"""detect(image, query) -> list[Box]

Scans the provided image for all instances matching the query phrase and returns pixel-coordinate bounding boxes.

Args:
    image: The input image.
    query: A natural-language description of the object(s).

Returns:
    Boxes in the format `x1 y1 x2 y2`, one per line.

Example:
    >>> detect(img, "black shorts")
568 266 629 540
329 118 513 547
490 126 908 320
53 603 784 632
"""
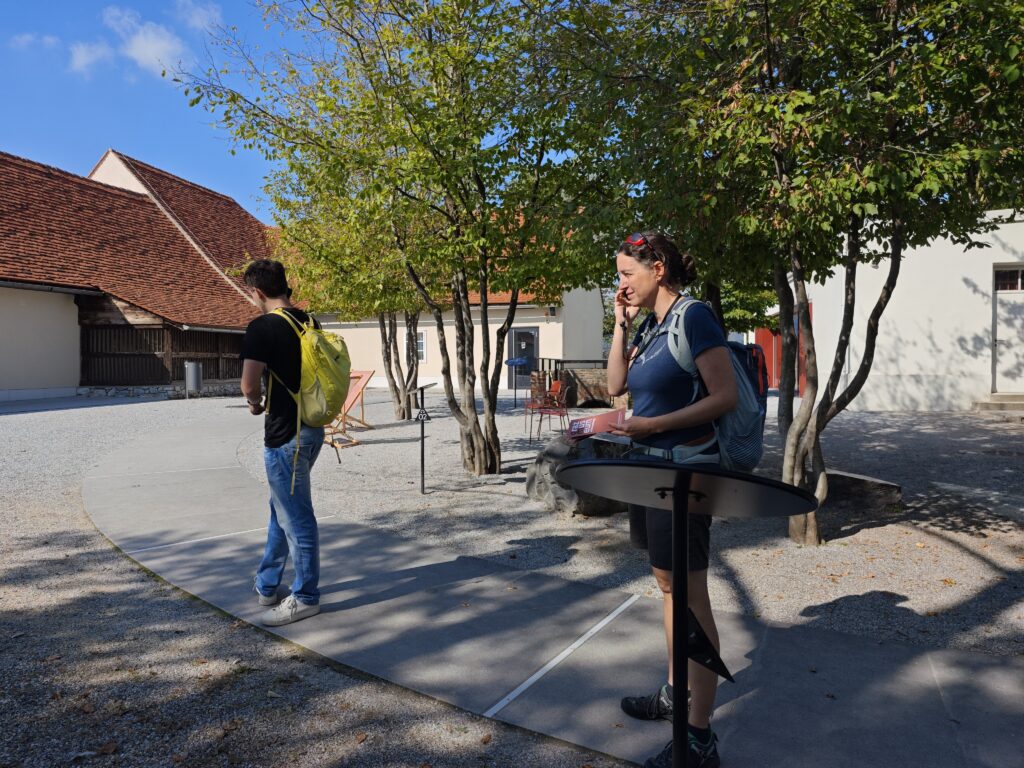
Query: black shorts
628 504 712 572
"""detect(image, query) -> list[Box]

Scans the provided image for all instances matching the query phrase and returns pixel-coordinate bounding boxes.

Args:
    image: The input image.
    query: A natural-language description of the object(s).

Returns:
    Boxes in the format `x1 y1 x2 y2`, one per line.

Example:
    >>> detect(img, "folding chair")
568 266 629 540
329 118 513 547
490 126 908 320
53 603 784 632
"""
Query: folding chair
324 369 375 460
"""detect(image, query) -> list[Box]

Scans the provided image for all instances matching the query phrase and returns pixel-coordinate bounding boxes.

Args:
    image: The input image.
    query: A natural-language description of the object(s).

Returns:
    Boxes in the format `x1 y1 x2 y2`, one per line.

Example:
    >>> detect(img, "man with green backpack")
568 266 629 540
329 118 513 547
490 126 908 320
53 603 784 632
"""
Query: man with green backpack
240 259 350 627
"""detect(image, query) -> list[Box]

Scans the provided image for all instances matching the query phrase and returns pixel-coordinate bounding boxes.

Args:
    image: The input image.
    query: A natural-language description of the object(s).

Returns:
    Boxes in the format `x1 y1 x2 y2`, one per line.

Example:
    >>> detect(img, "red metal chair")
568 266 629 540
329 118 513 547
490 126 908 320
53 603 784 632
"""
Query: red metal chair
528 379 569 442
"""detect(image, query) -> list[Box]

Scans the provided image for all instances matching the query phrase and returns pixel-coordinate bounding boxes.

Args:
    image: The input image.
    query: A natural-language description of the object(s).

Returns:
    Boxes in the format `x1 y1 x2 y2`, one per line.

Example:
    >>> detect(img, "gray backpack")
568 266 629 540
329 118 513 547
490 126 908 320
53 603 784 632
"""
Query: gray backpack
668 298 766 472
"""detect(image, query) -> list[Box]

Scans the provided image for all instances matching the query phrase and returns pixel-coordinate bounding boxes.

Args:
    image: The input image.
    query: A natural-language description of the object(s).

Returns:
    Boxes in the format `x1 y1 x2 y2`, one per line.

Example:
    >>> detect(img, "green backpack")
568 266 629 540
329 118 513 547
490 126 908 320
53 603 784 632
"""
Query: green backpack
268 308 352 491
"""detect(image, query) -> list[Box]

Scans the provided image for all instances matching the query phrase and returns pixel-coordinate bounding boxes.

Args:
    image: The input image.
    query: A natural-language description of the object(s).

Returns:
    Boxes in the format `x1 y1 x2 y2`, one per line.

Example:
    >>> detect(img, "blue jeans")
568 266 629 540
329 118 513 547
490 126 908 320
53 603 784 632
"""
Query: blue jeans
255 425 325 605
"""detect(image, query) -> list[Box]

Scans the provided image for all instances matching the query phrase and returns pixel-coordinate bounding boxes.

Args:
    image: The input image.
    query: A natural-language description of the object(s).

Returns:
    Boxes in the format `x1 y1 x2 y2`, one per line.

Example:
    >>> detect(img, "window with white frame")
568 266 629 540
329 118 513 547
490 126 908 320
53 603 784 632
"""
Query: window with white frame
415 331 426 362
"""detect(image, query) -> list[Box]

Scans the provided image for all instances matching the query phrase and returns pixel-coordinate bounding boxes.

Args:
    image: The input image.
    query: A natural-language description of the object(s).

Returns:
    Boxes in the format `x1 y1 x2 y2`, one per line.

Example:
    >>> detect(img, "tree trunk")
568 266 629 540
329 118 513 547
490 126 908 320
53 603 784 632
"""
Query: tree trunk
783 249 823 546
701 281 725 330
405 260 498 475
402 311 420 417
773 260 797 439
378 312 410 420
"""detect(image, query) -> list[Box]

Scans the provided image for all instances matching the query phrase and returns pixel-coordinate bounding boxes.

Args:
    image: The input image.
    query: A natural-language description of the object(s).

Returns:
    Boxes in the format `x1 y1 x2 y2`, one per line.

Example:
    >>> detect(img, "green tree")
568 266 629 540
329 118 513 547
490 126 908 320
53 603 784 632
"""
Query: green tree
268 164 434 419
186 0 607 474
678 0 1024 543
538 0 1023 543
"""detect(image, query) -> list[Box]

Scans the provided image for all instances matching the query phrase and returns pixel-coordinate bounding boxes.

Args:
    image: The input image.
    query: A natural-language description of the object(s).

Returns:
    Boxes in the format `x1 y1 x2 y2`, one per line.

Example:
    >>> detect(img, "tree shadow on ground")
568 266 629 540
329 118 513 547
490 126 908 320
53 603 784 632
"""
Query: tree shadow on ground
0 528 632 768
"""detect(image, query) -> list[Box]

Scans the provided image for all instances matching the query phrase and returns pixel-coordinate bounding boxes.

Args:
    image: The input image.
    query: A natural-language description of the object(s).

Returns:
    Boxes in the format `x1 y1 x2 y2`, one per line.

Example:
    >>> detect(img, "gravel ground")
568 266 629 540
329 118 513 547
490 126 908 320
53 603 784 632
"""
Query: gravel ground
0 397 631 768
2 393 1023 768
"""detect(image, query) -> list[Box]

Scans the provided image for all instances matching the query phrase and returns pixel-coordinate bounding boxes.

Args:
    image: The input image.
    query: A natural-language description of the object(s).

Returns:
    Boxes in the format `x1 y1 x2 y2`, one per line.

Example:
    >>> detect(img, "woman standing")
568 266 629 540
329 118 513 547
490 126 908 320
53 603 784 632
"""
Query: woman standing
607 232 737 768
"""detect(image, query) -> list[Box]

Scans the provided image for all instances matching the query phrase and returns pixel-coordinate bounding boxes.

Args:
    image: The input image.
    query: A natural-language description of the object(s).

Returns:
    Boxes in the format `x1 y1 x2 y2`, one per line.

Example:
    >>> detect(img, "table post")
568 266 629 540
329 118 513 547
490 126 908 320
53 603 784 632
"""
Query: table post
671 470 691 768
414 384 435 495
420 388 425 494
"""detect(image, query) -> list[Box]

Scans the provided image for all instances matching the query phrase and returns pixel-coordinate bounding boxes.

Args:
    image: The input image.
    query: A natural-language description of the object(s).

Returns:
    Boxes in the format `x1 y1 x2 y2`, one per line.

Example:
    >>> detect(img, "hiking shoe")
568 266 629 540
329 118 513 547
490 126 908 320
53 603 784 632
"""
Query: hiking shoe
643 740 672 768
621 684 673 722
260 595 320 627
688 728 720 768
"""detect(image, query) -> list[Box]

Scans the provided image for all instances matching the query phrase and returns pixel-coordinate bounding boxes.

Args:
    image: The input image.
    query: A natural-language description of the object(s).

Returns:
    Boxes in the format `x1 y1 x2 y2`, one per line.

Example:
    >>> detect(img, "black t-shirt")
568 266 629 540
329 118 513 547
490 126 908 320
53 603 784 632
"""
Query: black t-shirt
240 308 319 448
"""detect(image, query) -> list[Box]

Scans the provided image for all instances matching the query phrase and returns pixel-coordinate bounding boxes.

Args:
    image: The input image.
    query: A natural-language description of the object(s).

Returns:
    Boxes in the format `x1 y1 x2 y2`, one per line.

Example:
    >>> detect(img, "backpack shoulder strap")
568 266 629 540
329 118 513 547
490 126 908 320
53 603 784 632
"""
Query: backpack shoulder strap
266 308 303 399
271 307 306 338
667 296 703 375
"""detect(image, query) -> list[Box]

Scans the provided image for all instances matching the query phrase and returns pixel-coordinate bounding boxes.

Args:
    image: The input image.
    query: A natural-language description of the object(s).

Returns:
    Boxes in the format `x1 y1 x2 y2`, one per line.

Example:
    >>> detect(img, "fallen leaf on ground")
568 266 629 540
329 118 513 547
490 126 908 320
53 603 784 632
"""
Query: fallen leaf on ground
942 578 957 586
356 732 368 744
480 733 492 745
97 742 117 755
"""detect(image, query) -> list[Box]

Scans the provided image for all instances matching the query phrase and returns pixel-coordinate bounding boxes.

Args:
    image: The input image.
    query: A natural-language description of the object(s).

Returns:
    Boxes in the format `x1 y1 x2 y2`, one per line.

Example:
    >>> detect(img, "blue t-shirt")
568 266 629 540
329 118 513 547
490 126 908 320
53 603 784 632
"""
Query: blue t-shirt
627 299 727 450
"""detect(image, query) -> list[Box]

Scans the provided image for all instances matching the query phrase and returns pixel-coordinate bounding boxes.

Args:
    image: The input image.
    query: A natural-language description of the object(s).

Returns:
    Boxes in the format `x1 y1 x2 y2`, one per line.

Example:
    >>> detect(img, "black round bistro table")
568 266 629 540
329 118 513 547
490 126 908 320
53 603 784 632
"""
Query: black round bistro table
555 459 818 768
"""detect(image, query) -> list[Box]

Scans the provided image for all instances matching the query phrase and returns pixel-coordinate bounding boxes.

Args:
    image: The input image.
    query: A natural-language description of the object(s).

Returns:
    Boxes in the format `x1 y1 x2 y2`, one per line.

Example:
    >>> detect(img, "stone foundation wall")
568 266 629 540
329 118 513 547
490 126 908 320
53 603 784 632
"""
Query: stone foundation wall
530 366 627 409
77 379 242 400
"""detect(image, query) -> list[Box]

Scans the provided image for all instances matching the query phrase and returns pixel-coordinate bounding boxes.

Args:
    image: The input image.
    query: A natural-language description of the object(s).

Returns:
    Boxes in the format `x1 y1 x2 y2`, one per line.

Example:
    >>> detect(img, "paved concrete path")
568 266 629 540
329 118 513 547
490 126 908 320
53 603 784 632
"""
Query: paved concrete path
82 409 1024 767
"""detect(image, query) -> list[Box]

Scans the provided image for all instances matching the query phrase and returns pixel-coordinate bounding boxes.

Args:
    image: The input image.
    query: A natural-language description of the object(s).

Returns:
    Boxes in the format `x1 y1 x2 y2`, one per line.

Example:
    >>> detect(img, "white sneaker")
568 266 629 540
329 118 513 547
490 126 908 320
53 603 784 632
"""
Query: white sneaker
254 579 280 606
260 594 320 627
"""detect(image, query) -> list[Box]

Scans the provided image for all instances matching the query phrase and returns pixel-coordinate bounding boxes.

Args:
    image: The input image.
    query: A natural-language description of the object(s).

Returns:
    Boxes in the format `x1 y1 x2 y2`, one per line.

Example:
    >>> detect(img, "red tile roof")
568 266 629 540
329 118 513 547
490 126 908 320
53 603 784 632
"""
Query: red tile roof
467 290 538 306
111 151 272 290
0 151 258 330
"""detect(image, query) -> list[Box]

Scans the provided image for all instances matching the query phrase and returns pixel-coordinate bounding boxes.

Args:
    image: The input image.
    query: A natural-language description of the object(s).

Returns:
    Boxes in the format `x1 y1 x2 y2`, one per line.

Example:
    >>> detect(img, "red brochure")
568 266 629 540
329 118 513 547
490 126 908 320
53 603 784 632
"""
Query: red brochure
567 408 627 439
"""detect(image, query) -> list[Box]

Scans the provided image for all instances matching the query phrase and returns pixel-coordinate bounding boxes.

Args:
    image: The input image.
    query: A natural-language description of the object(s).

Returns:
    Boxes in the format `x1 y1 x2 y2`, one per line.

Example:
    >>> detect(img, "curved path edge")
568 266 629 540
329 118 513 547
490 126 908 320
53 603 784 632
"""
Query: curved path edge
81 411 1024 768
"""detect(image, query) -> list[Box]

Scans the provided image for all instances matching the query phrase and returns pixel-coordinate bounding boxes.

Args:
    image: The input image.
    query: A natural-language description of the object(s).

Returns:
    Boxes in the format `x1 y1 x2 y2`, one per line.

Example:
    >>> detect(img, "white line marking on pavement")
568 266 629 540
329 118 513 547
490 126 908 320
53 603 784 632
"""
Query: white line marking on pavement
482 594 640 719
89 465 241 480
124 515 338 555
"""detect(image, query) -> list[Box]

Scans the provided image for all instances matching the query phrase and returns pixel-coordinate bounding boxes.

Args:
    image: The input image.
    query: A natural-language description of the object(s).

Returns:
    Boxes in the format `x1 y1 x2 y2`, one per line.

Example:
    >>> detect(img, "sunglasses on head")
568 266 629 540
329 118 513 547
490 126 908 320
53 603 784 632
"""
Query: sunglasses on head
624 232 665 262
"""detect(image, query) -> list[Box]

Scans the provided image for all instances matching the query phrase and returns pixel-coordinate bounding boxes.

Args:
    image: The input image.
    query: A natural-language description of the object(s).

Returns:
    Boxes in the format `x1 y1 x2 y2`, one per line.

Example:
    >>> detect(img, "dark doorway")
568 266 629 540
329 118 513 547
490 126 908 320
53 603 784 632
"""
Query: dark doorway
508 327 538 389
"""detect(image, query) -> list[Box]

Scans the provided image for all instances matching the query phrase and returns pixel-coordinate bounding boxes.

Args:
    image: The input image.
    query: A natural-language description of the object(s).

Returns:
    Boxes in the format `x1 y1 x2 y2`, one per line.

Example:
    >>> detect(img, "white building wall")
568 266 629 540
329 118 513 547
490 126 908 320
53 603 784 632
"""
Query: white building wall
319 301 588 392
559 288 605 360
807 216 1024 411
0 286 80 400
88 152 148 194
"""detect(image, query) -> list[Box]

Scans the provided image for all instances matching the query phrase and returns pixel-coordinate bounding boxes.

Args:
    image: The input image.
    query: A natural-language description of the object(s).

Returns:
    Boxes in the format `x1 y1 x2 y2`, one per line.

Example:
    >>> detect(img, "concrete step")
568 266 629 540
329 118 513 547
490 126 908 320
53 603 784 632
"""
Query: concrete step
989 393 1024 402
972 398 1024 411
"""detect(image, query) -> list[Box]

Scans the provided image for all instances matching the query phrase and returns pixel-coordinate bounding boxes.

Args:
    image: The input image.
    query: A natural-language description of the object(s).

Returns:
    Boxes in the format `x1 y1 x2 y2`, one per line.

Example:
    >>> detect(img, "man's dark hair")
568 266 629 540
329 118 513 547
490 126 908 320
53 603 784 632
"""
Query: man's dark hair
243 259 289 298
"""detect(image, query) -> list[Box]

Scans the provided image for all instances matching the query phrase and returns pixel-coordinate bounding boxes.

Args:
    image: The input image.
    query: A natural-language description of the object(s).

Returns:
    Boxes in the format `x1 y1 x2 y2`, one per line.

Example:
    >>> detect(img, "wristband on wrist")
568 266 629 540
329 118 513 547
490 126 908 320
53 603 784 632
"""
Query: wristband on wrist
247 398 261 406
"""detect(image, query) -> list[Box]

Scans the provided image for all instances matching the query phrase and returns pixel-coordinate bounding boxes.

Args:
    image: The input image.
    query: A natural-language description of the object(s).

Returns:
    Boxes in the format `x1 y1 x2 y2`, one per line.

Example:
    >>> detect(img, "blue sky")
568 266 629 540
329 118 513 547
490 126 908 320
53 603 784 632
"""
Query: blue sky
1 1 281 222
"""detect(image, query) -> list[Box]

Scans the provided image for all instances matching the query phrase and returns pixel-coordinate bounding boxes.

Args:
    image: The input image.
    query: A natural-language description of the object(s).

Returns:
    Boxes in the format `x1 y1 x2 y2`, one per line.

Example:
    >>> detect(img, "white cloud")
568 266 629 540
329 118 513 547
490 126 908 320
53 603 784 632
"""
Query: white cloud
69 40 115 75
10 33 37 49
10 33 61 50
175 0 222 33
101 5 191 77
101 6 142 38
